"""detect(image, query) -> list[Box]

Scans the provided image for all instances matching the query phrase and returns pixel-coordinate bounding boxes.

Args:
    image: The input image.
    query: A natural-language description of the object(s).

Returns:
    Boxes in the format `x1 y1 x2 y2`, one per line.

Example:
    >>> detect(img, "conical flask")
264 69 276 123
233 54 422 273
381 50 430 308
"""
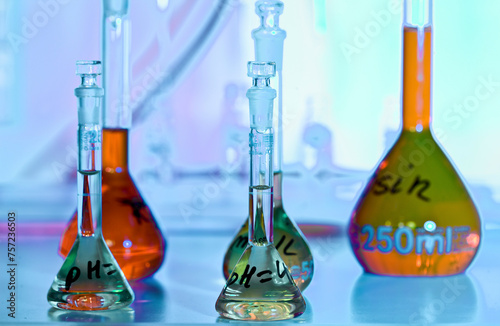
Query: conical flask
223 0 314 291
48 61 134 310
348 0 481 276
216 62 306 321
58 0 166 281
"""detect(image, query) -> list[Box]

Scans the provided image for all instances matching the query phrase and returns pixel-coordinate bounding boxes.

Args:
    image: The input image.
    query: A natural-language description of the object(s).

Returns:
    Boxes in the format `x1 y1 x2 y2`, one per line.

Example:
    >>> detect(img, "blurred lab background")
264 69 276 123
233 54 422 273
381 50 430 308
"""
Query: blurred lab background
1 0 500 233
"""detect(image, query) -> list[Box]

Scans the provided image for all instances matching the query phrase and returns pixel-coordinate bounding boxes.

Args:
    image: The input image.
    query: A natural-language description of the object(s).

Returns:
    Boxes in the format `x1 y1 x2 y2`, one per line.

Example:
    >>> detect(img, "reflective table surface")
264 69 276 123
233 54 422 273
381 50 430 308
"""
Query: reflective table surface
1 177 500 325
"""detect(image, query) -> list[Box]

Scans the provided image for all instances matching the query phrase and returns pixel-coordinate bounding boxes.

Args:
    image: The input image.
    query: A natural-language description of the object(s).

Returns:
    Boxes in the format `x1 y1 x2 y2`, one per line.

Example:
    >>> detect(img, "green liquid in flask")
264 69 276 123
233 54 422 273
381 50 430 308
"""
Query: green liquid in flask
217 62 305 321
217 187 305 321
223 0 314 291
48 61 134 310
48 185 134 310
218 245 305 320
348 23 481 276
223 172 314 290
49 170 134 310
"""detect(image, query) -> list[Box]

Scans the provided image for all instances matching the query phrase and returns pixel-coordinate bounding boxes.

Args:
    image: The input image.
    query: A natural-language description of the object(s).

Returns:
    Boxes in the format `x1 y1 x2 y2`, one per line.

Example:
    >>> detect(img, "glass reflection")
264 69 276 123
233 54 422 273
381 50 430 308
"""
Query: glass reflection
48 307 134 323
350 274 478 324
130 279 168 322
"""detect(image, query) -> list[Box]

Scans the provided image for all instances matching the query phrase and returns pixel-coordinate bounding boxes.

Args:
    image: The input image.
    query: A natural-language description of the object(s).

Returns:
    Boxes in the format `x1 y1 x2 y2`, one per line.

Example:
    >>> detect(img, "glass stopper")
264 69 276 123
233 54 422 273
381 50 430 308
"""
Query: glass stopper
255 0 284 20
76 61 102 76
247 61 276 79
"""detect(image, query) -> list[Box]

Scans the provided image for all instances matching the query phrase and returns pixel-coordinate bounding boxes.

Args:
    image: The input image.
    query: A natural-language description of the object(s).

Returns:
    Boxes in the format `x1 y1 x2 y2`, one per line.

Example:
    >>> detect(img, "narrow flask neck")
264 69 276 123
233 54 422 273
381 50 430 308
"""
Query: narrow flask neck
248 129 274 246
102 128 129 173
402 0 432 132
76 79 103 239
246 62 276 246
402 26 432 132
102 0 131 129
75 82 103 172
77 170 102 238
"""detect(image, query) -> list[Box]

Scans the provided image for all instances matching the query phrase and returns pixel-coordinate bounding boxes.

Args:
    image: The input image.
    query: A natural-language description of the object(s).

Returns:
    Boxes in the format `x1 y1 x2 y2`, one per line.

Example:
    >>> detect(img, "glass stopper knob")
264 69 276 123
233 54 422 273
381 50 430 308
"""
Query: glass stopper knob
76 60 102 76
255 0 284 15
247 61 276 79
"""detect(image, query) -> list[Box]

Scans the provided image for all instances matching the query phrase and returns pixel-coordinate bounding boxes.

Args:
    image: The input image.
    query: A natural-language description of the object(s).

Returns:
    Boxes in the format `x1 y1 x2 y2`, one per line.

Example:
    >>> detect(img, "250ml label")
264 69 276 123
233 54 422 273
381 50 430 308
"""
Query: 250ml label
351 224 477 255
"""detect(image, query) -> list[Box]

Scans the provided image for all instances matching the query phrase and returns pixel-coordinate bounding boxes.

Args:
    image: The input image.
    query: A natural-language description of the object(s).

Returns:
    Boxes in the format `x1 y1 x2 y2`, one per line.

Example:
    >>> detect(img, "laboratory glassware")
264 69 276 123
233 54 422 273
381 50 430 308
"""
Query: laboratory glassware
223 0 314 291
59 0 166 280
216 62 306 321
48 61 134 310
348 0 481 276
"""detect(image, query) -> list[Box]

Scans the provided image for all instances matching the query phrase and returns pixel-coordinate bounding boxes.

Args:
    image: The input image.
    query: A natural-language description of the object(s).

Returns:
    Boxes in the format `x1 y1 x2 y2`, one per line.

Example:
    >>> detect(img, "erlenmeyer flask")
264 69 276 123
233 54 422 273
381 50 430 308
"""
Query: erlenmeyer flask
223 0 314 291
348 0 481 276
216 62 305 321
48 61 134 310
58 0 166 281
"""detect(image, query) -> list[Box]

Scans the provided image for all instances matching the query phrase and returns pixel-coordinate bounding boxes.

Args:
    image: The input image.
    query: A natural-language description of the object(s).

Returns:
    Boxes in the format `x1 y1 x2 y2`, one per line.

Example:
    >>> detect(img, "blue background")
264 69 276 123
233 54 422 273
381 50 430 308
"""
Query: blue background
1 0 499 226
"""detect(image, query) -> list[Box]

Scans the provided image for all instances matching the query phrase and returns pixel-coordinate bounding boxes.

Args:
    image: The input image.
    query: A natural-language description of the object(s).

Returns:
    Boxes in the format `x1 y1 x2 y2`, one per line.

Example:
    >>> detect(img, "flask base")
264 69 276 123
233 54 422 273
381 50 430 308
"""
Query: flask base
47 290 134 311
217 298 305 321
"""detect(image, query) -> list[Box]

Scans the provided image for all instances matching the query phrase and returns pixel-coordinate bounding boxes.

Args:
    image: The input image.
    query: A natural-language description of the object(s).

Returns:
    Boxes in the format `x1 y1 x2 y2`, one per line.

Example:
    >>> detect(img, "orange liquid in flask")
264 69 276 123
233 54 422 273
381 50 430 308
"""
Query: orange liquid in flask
348 27 481 276
59 128 166 280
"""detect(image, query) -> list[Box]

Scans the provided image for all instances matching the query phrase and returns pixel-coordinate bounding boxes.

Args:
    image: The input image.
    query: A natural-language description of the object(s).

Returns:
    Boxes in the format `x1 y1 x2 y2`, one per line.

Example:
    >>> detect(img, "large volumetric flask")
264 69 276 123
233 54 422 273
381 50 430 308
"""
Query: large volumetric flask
348 0 481 276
